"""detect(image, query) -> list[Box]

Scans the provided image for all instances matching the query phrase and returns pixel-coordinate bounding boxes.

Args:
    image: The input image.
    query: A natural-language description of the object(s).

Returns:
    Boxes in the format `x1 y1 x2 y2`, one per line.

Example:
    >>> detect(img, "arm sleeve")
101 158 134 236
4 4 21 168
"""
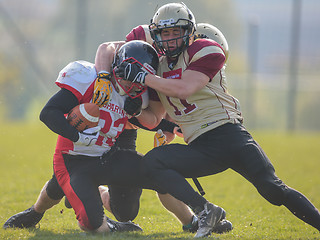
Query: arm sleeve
39 88 80 142
186 39 225 80
128 118 178 133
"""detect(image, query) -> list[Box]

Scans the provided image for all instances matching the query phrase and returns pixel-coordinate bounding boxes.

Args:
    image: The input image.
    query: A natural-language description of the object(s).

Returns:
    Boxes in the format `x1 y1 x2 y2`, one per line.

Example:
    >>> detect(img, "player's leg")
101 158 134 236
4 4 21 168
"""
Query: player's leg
56 154 102 231
35 175 64 213
102 129 143 221
66 188 142 233
79 184 142 223
158 193 232 234
3 176 64 229
158 193 193 225
108 185 142 222
108 129 202 230
104 130 200 230
103 148 230 236
77 213 142 233
248 157 320 231
144 144 228 237
73 130 142 223
98 186 111 212
58 154 142 233
99 148 162 228
231 125 320 231
255 171 320 231
144 143 226 207
157 193 196 230
153 129 232 234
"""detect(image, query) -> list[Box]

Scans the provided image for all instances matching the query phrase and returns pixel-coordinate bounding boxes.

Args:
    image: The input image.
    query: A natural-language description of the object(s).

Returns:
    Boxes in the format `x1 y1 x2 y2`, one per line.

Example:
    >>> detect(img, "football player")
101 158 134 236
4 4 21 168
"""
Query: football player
115 2 320 238
95 23 235 234
2 41 184 234
4 41 165 233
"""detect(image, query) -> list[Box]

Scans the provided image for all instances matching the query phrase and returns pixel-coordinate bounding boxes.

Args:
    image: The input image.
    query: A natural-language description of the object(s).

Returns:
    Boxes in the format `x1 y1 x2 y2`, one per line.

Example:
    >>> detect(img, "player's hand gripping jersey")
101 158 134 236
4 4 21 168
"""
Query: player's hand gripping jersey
55 60 128 157
156 39 243 143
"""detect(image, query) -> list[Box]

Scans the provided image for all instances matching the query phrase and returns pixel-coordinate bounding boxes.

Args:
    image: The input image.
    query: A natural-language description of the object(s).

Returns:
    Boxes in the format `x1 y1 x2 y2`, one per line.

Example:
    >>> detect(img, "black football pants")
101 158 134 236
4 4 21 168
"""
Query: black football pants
57 148 160 230
144 123 320 230
47 129 146 224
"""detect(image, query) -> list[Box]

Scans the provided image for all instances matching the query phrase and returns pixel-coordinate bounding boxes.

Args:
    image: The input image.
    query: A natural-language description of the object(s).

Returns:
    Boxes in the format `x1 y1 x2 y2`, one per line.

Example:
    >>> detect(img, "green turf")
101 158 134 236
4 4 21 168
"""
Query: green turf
1 122 320 239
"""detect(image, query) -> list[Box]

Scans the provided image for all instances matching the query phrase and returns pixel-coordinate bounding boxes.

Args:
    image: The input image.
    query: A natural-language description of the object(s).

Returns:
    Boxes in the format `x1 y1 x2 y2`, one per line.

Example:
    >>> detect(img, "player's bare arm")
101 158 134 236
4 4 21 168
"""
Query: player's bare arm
144 69 210 100
95 41 125 73
136 99 166 129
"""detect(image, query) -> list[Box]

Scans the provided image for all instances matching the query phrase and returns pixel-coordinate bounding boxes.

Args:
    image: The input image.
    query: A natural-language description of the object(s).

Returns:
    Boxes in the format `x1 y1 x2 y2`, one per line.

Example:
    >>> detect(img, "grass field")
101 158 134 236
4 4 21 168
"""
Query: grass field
1 122 320 239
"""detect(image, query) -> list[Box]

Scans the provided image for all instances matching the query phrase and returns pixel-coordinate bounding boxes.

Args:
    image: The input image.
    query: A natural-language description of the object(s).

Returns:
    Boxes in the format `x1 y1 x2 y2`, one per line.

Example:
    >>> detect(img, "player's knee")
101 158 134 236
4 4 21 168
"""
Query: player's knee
78 219 104 232
110 188 142 221
78 211 104 231
254 174 288 206
112 205 139 222
111 196 140 221
46 176 65 200
78 220 90 231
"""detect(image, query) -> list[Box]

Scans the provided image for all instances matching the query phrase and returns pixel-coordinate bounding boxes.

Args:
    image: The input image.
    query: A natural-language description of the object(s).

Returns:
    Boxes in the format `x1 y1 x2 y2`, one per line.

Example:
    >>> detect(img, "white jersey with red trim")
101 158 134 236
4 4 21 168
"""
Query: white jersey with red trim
55 60 128 157
156 39 243 143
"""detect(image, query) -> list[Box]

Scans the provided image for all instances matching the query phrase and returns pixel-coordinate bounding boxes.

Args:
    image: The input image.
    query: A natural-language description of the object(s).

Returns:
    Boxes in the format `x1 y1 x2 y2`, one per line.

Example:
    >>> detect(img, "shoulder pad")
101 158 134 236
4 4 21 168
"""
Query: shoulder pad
56 61 97 96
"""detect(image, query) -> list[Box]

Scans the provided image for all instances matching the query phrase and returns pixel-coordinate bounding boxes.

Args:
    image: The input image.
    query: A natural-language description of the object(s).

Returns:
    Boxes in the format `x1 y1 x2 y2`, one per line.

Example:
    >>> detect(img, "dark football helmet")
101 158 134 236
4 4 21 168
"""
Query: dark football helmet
113 40 159 98
149 2 196 58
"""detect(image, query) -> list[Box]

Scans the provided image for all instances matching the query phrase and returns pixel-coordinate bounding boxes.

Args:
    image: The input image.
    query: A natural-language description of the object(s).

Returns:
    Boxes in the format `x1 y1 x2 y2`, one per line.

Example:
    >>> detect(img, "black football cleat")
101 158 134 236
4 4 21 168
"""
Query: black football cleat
194 202 226 238
212 219 233 234
106 217 143 232
3 206 44 229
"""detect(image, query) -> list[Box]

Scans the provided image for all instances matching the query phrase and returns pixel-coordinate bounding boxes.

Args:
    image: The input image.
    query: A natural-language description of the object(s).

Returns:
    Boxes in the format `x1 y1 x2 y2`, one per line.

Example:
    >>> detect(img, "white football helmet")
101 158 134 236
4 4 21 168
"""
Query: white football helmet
149 2 196 57
195 23 229 62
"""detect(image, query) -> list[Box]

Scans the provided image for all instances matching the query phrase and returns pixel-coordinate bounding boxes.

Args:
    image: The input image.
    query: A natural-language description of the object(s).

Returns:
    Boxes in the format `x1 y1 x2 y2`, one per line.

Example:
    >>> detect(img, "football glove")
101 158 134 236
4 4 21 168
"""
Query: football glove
93 71 113 107
154 129 167 148
124 96 142 117
115 62 147 85
75 126 101 146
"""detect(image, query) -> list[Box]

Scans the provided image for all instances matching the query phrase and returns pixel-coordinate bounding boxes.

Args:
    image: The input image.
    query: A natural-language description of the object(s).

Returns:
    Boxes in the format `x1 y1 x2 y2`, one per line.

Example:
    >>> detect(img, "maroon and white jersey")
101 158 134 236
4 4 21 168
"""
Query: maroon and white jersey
156 39 243 143
55 61 128 157
126 25 153 45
